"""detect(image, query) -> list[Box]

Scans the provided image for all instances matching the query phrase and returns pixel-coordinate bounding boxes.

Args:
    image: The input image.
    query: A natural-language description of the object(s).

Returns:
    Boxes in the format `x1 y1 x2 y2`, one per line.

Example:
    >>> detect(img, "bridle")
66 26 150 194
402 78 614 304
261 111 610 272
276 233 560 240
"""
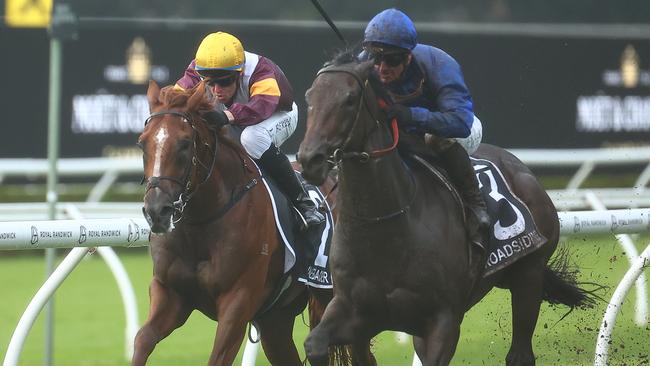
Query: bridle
316 66 400 166
314 65 415 222
142 110 218 223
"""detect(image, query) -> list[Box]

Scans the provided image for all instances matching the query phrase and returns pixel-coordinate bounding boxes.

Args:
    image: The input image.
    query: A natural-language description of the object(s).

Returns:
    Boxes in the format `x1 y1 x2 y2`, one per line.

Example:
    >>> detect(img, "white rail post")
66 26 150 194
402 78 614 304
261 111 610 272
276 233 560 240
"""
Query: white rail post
585 192 649 326
96 246 140 360
3 247 91 366
594 244 650 366
64 204 140 360
241 325 260 366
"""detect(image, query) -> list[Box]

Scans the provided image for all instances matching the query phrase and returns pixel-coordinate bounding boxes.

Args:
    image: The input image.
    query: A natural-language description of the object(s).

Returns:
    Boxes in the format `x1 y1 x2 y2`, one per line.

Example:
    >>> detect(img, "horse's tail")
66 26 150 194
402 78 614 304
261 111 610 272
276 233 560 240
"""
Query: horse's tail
542 246 605 312
307 292 352 366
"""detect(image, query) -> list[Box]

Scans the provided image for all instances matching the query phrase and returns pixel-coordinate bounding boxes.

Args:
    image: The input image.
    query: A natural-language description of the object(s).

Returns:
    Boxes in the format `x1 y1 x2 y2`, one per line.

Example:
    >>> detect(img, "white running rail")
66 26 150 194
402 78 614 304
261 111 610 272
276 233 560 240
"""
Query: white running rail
1 147 649 203
0 215 261 366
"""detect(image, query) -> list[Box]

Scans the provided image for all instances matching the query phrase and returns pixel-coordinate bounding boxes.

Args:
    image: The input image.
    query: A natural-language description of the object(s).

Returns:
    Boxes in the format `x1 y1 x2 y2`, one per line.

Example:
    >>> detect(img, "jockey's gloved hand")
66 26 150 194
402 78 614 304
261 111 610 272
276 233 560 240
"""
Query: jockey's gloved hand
387 104 419 133
201 110 229 129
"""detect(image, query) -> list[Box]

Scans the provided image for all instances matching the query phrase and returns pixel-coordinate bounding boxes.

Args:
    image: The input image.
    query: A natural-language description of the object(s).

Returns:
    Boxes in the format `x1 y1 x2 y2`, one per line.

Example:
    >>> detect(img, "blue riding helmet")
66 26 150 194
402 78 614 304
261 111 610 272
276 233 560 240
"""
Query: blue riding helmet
363 8 417 51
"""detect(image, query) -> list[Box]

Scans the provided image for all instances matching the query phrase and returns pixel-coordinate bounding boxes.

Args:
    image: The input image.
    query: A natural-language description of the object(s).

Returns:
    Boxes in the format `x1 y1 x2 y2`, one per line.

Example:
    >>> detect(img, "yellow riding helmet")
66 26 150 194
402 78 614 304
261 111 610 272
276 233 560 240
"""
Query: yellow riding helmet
194 32 245 72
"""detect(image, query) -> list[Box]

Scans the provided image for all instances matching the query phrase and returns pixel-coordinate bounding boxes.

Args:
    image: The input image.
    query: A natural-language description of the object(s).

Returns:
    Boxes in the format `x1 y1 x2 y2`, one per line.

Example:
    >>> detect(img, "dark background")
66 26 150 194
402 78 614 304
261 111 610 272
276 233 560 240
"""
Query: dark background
1 2 650 157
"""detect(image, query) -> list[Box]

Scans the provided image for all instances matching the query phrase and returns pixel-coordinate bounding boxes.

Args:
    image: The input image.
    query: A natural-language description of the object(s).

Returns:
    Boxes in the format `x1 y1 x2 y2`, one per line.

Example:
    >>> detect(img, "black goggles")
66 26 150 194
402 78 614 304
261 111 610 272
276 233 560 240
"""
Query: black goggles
371 52 409 67
197 70 239 87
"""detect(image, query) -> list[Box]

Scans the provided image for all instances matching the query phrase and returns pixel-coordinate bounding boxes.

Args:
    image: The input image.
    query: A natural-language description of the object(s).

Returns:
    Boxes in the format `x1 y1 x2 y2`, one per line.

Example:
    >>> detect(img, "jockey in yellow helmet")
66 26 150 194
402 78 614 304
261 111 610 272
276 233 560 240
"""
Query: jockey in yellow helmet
175 31 325 228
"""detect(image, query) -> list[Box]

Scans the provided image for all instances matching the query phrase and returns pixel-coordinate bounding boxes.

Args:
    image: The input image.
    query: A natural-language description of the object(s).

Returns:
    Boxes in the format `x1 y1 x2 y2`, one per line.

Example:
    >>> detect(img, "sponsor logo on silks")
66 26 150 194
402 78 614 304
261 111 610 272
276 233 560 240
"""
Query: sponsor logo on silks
78 226 87 244
30 226 38 245
127 220 140 243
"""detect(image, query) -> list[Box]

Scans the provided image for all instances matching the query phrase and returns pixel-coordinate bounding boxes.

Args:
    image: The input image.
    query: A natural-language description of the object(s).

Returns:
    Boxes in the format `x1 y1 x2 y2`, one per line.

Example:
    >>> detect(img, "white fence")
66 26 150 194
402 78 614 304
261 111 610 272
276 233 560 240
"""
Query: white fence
1 147 650 365
1 146 650 206
1 209 648 366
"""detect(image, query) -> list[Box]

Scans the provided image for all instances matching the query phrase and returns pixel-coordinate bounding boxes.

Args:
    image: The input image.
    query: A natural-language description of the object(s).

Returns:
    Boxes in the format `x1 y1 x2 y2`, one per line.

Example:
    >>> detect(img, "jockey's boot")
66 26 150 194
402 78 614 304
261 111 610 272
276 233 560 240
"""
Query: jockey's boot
258 144 326 229
438 141 490 249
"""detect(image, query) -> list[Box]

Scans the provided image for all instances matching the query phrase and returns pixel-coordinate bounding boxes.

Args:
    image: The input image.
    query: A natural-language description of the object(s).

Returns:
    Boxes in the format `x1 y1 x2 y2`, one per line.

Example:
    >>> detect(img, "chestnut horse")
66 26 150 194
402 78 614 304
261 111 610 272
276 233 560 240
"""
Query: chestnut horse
298 55 597 366
133 81 366 365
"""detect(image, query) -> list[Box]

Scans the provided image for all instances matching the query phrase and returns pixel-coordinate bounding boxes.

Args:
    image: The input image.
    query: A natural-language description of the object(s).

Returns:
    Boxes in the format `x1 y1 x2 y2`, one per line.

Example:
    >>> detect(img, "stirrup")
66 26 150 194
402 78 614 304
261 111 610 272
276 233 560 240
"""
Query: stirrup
295 202 325 230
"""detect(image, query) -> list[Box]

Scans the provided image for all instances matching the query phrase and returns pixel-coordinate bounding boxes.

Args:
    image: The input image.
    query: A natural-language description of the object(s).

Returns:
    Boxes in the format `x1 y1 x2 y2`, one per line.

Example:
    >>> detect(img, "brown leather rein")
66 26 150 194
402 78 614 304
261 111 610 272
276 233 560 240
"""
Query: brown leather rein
315 67 400 165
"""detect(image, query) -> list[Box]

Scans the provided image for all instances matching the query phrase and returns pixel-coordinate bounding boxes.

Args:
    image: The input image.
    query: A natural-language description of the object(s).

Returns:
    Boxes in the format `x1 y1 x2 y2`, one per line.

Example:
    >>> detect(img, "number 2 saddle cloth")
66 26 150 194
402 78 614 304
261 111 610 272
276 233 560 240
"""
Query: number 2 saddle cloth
258 168 334 290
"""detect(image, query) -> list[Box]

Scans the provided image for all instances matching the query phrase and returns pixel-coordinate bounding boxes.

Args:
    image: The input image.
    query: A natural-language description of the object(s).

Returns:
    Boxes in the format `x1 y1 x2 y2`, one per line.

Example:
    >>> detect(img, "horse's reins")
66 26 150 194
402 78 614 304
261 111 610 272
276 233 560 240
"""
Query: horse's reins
316 67 400 165
315 67 401 209
315 67 417 222
142 110 220 223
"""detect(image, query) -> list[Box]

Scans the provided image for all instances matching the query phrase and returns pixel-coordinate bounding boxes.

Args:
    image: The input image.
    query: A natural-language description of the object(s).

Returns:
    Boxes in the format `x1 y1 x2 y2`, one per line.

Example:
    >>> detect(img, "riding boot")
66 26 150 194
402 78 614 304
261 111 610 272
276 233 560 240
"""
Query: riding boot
438 140 490 248
258 144 326 229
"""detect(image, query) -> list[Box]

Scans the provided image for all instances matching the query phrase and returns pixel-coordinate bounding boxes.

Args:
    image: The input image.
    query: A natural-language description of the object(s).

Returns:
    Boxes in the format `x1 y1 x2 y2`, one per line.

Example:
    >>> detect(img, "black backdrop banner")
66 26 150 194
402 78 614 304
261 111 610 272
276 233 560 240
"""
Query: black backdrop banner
2 26 649 158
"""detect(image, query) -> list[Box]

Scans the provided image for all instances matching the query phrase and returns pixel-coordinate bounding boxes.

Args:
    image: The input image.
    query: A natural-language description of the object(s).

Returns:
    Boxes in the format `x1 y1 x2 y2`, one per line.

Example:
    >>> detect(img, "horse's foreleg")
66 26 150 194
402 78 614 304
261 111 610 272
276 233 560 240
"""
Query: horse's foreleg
350 339 377 366
505 261 544 366
413 336 427 363
132 278 192 366
208 292 254 366
256 294 306 366
418 311 462 366
305 296 373 366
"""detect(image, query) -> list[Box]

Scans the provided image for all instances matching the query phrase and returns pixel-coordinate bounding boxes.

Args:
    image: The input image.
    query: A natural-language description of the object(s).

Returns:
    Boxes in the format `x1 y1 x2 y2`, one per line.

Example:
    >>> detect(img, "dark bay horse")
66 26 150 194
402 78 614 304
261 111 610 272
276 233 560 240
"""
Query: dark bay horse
298 56 597 366
133 81 357 365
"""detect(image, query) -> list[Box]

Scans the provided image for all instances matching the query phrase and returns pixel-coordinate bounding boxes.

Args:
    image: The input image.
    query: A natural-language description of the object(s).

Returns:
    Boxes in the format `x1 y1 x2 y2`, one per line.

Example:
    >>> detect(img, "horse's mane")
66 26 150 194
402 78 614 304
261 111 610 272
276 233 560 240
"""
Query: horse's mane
156 84 248 157
158 85 213 112
322 48 389 104
324 48 362 67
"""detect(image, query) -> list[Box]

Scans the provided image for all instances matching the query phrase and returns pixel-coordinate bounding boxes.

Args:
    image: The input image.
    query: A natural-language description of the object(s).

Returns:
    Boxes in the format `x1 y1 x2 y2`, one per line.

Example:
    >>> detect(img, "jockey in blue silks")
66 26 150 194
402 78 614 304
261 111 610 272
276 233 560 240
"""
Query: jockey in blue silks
361 8 490 247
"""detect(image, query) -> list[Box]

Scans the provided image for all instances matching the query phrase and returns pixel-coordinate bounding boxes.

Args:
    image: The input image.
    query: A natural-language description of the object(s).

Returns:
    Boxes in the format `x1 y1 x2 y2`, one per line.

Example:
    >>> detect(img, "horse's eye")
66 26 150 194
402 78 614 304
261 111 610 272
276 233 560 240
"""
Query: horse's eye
344 93 357 107
177 139 192 151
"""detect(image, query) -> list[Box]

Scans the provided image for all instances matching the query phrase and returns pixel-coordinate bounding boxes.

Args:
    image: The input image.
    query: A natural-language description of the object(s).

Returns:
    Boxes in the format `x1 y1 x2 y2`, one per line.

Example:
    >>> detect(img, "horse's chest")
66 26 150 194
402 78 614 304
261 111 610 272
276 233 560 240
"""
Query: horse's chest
156 257 220 297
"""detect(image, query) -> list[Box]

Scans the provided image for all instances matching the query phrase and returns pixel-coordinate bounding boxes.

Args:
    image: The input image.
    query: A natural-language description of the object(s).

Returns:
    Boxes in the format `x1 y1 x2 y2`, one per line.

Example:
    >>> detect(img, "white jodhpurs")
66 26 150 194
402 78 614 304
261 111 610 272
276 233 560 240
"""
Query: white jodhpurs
240 102 298 159
455 115 482 154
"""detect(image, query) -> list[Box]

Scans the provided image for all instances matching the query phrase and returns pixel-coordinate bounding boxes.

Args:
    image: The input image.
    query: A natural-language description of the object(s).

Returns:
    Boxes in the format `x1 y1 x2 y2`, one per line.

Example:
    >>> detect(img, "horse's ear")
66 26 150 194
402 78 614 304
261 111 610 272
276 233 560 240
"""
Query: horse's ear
146 80 161 112
187 82 206 111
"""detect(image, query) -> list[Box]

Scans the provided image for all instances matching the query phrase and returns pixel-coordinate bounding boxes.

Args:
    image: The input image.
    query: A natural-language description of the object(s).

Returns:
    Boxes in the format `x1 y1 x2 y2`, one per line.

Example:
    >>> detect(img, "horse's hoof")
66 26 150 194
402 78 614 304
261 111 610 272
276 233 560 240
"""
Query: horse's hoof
506 351 535 366
304 337 328 366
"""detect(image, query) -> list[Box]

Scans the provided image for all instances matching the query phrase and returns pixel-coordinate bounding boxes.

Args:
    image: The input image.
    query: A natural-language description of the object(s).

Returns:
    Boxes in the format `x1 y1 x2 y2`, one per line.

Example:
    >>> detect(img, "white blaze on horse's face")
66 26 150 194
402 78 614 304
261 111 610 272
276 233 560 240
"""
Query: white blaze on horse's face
152 126 169 176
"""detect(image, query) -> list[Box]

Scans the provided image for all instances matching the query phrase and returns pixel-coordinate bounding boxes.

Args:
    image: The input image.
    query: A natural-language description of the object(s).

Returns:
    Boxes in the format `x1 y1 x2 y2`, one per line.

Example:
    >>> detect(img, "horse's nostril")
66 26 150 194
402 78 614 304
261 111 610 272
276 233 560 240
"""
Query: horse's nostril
309 153 326 168
159 205 174 218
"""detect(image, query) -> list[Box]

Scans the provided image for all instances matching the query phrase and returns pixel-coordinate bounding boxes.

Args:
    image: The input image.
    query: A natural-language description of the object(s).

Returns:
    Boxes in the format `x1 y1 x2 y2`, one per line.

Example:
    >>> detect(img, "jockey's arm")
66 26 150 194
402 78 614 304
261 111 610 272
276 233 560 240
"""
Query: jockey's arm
174 60 202 90
227 58 287 126
409 50 474 139
227 77 281 126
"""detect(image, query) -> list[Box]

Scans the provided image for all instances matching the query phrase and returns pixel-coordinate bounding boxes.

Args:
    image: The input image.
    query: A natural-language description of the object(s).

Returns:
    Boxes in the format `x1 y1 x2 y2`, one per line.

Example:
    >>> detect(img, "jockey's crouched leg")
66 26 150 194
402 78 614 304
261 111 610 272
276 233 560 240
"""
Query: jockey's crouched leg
427 136 490 249
258 144 325 229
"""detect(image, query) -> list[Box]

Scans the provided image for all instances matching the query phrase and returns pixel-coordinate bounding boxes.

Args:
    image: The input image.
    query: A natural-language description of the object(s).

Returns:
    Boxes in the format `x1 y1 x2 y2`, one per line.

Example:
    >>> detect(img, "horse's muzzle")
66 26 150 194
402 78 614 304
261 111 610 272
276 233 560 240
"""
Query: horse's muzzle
142 190 175 234
297 150 330 186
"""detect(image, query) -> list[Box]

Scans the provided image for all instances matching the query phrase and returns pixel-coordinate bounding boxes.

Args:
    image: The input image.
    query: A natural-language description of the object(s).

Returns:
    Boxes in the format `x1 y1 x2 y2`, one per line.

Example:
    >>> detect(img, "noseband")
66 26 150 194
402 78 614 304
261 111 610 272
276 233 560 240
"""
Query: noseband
142 110 218 223
315 67 400 165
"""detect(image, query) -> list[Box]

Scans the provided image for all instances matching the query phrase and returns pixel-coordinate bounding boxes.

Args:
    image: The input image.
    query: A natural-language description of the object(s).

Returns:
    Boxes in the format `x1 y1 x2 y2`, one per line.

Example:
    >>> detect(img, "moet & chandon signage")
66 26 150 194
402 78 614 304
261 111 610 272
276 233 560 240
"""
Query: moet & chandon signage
576 45 650 133
72 37 169 135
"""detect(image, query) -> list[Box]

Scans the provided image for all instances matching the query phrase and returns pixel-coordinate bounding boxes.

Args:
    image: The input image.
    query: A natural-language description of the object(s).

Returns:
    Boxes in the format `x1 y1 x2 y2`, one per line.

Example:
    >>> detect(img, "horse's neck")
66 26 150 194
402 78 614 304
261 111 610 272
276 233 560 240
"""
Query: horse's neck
337 114 413 220
183 140 254 222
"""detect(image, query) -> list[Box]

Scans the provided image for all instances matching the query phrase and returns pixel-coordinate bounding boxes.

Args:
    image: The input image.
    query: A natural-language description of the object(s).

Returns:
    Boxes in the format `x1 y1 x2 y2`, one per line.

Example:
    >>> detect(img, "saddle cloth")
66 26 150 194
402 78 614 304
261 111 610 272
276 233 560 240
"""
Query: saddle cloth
471 158 547 276
409 154 546 276
260 169 334 289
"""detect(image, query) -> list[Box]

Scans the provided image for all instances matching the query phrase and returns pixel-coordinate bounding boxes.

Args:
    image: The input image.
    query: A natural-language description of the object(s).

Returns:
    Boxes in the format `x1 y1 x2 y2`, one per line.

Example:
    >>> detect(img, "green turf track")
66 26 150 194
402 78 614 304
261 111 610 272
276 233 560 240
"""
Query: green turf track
1 235 649 365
